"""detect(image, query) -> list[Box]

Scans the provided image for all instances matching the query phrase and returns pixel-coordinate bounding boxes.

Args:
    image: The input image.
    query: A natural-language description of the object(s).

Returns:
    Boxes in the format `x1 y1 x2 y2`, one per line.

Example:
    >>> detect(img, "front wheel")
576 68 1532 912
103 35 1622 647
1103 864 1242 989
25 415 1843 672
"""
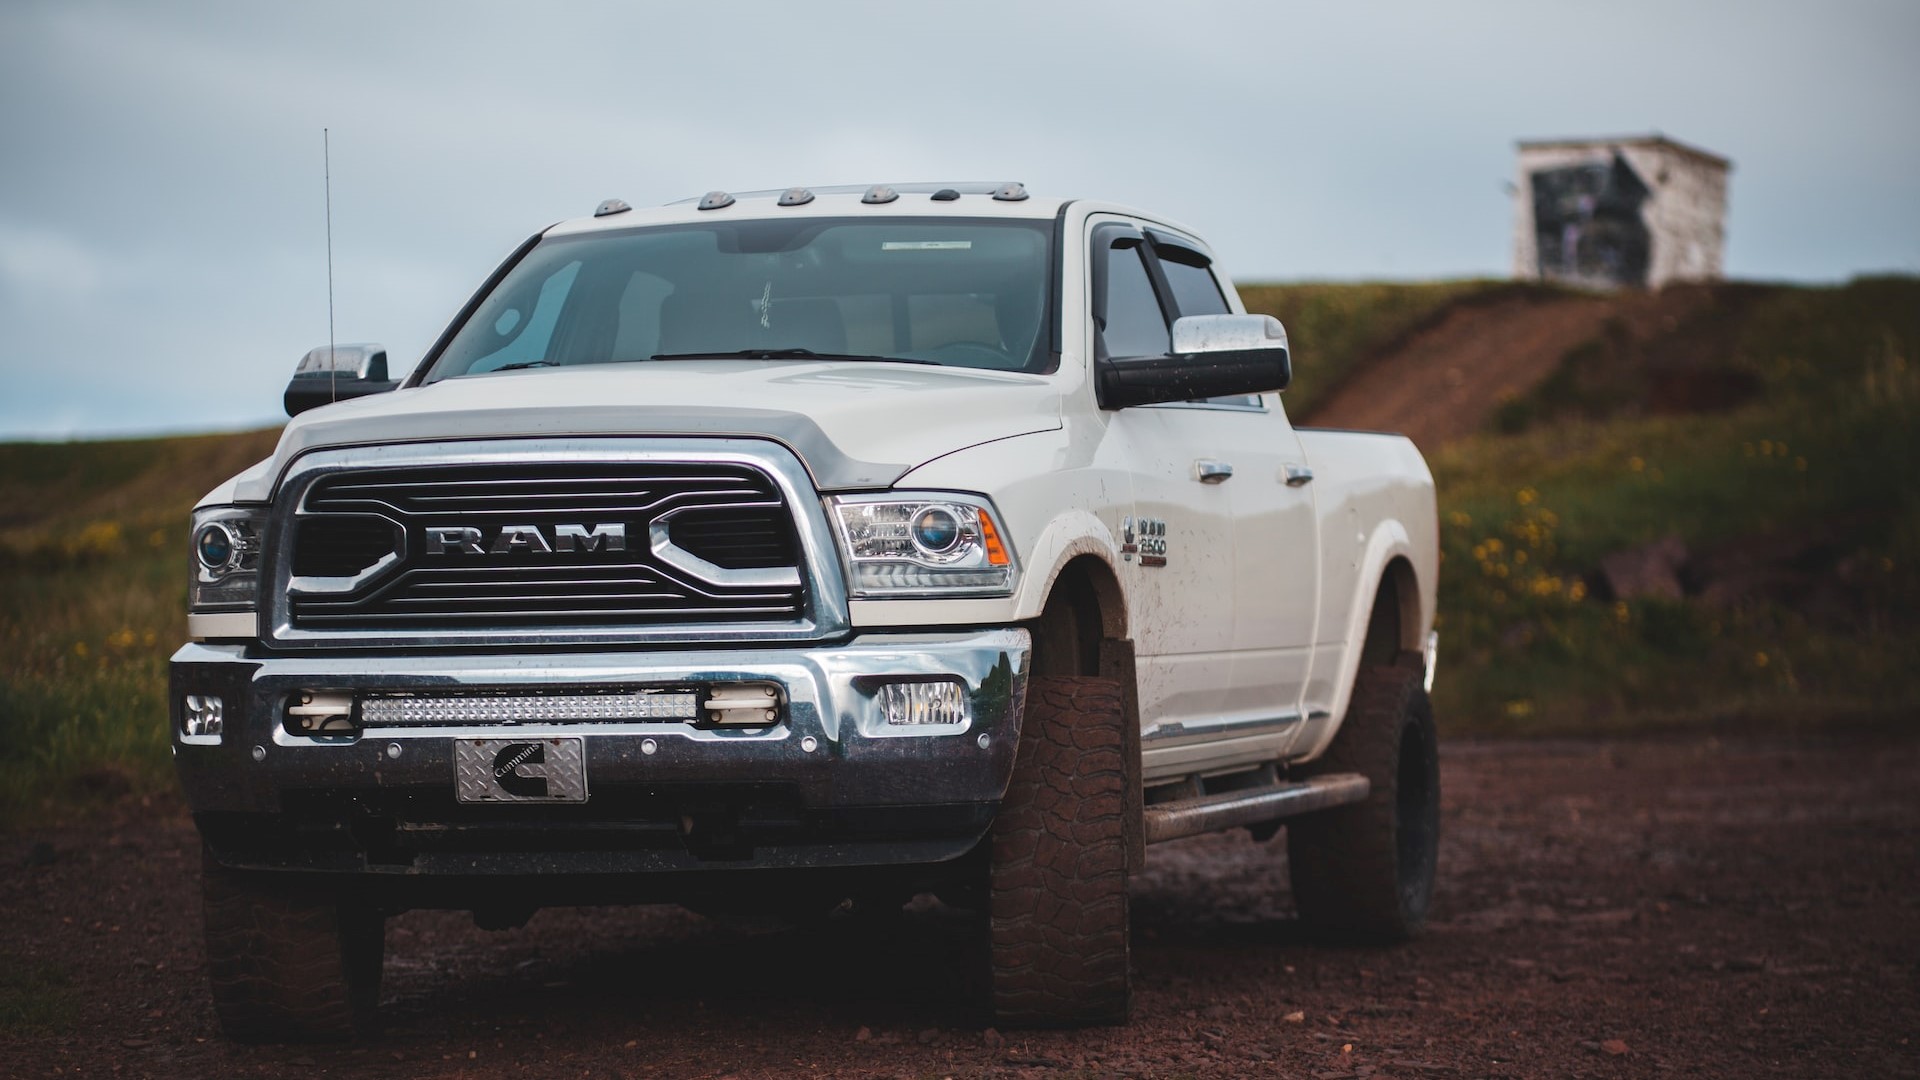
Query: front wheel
986 675 1132 1027
202 851 384 1042
1286 657 1440 942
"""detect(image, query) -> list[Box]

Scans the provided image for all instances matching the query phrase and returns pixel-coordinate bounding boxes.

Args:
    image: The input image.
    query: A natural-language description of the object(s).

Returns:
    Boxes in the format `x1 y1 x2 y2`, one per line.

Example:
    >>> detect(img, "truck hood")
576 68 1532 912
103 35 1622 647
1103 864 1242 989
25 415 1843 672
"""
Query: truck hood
229 360 1064 502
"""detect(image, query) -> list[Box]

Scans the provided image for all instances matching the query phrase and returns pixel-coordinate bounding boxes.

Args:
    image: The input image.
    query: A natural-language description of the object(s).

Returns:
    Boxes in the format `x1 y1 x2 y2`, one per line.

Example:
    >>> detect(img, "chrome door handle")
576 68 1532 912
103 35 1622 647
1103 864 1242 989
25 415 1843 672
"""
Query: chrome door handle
1195 459 1234 484
1284 464 1314 487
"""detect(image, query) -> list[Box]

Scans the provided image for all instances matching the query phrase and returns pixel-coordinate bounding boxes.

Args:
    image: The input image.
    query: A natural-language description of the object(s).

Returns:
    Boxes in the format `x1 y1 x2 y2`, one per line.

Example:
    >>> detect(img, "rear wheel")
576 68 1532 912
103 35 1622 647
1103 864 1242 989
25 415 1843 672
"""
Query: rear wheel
987 675 1132 1026
1286 657 1439 942
202 851 384 1042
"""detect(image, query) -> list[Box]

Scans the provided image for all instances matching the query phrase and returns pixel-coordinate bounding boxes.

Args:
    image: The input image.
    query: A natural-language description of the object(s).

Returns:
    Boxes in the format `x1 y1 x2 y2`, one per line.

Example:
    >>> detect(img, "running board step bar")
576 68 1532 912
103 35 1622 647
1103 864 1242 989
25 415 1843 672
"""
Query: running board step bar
1142 773 1370 845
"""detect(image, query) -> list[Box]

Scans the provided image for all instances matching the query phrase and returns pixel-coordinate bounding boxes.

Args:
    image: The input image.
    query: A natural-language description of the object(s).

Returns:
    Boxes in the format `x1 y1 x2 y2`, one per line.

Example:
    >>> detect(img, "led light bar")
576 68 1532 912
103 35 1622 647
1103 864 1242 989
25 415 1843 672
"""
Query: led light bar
358 689 700 728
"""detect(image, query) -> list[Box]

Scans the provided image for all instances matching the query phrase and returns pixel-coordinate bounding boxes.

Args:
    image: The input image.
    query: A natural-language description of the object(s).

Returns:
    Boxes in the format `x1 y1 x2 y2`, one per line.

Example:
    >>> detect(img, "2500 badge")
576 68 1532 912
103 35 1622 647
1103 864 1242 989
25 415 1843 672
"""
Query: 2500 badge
1120 516 1169 568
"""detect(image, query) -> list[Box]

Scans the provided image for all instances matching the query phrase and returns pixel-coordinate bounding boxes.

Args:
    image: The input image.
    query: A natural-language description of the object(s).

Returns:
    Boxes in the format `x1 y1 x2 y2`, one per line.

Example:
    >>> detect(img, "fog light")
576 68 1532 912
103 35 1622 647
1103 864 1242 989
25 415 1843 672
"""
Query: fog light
875 680 971 727
182 694 224 743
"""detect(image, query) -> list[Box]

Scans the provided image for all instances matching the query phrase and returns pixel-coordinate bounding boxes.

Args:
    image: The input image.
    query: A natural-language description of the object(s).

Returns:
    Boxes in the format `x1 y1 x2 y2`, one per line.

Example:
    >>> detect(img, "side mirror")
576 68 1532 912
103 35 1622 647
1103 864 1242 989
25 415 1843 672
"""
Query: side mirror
284 343 400 417
1096 314 1291 409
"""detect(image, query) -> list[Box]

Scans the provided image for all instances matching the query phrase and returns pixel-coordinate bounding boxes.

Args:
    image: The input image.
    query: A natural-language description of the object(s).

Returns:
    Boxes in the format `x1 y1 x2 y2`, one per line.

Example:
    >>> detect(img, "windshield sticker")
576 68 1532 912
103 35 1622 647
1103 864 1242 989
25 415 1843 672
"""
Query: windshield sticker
881 241 973 251
755 280 772 329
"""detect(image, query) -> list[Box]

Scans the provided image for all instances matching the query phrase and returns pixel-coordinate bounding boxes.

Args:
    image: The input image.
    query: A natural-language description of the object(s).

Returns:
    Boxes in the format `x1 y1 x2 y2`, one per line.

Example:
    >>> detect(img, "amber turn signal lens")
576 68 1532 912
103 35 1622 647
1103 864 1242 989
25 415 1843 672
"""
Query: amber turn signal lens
978 510 1009 566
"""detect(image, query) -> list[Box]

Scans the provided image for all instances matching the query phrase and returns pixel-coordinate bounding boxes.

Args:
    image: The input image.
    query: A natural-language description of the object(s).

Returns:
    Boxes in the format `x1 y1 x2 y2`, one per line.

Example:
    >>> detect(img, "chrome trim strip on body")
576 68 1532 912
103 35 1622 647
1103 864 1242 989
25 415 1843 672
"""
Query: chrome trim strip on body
190 611 258 640
1140 711 1301 742
288 550 403 597
261 438 848 650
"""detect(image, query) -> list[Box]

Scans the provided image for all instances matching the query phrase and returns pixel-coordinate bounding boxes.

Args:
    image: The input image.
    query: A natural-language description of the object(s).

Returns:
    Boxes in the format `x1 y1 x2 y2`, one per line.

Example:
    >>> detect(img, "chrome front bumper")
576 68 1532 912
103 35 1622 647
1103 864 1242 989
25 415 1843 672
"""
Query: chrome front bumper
171 629 1029 875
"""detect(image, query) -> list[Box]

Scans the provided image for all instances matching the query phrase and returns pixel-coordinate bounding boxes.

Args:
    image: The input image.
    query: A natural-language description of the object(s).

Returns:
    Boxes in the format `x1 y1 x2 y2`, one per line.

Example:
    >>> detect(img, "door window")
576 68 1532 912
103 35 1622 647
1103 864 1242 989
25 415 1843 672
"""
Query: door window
1157 242 1262 409
1098 246 1171 360
1159 255 1228 317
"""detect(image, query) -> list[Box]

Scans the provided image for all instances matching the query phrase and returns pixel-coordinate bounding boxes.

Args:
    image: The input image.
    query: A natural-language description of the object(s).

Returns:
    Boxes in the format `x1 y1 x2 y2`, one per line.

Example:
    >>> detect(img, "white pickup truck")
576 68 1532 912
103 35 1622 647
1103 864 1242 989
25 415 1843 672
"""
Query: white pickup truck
173 181 1440 1040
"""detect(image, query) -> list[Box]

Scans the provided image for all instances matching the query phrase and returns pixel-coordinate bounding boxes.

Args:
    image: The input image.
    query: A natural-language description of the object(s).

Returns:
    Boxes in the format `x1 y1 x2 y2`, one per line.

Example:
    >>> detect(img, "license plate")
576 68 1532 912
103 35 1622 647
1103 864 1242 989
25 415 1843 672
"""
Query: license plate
455 737 588 804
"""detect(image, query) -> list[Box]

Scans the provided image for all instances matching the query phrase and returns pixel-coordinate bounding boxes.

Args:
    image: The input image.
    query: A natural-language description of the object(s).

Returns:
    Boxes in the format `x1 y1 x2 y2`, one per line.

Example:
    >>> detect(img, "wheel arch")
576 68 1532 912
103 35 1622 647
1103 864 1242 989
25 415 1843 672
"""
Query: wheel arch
1028 552 1127 678
1297 520 1432 763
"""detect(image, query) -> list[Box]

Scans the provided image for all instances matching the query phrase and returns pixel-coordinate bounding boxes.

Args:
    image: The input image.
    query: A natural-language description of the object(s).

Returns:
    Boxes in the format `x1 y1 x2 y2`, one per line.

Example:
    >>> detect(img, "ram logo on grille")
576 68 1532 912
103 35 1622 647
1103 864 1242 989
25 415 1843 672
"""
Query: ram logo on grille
426 523 627 555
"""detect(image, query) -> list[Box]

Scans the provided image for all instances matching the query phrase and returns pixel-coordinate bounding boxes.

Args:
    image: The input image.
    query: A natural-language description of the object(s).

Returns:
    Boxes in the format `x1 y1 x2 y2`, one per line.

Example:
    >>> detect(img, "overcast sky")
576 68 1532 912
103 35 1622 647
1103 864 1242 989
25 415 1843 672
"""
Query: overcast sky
3 0 1916 439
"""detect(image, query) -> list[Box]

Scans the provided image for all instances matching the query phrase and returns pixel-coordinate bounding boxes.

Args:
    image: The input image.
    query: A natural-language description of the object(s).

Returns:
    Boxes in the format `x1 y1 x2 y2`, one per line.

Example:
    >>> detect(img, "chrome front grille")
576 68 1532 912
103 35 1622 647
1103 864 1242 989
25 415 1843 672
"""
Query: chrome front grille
283 456 808 633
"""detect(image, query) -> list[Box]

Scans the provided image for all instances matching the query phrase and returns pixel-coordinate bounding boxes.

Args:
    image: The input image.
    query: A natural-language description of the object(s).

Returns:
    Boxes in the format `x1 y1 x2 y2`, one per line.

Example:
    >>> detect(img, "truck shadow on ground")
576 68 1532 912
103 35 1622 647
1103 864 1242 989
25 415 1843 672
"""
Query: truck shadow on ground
372 830 1325 1044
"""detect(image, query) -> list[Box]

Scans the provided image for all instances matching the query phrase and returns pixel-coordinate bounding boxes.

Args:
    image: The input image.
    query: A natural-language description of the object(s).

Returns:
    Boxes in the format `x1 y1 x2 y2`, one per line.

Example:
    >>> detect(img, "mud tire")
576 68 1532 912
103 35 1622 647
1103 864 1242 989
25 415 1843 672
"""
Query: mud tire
202 851 383 1042
988 675 1132 1027
1286 656 1440 942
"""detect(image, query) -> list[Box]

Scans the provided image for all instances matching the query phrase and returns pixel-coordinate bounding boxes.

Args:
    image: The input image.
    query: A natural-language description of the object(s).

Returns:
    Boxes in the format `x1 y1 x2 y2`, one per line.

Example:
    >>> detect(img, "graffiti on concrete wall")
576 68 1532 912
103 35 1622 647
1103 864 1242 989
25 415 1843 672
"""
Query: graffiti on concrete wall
1530 152 1652 288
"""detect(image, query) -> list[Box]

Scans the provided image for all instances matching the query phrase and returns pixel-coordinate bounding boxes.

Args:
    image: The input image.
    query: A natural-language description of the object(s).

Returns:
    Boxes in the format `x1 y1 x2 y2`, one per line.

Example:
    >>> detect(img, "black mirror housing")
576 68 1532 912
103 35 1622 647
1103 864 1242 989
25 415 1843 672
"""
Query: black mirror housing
283 343 400 417
1097 315 1291 409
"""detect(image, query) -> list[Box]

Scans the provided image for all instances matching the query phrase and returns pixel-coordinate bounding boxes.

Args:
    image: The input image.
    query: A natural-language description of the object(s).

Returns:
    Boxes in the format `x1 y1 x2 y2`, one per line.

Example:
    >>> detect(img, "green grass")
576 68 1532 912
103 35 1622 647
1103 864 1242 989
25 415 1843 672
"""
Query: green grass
1428 277 1920 732
0 430 279 823
0 956 77 1035
1237 279 1530 418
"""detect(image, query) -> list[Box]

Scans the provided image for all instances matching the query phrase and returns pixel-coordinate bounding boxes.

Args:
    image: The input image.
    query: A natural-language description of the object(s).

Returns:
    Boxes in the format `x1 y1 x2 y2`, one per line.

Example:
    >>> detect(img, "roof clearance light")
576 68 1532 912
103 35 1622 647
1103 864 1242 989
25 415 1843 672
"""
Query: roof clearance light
697 191 735 211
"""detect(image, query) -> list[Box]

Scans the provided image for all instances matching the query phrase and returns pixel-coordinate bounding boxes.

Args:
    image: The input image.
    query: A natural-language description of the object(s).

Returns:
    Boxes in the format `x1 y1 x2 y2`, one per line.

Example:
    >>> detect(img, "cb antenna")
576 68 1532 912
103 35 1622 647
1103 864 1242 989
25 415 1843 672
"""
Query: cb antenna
324 128 337 404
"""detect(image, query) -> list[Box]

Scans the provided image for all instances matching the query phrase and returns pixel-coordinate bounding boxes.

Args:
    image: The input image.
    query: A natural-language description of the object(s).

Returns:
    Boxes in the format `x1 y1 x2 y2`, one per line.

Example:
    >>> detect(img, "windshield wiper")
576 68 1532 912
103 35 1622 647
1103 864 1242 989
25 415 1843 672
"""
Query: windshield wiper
648 348 936 366
493 360 560 371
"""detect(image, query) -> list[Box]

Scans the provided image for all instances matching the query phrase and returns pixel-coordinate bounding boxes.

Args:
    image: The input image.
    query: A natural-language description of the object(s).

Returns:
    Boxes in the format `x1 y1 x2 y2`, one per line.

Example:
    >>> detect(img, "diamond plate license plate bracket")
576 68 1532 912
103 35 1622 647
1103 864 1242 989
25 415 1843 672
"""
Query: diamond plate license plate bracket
455 737 589 804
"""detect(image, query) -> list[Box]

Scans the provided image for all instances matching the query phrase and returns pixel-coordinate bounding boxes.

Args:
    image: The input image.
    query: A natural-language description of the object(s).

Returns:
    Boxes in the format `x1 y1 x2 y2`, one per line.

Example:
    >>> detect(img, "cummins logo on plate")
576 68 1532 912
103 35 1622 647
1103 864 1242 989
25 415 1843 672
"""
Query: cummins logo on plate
455 737 589 803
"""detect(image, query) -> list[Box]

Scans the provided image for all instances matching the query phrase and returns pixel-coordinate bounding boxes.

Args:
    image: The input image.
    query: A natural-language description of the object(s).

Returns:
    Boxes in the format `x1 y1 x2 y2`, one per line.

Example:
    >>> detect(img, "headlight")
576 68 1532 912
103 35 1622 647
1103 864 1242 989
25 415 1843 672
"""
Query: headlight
190 506 267 612
828 493 1017 598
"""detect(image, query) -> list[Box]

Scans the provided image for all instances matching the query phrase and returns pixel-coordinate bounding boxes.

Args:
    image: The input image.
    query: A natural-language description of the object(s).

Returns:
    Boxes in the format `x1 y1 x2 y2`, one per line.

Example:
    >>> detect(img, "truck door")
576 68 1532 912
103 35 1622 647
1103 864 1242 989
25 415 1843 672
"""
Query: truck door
1091 220 1237 742
1143 234 1322 738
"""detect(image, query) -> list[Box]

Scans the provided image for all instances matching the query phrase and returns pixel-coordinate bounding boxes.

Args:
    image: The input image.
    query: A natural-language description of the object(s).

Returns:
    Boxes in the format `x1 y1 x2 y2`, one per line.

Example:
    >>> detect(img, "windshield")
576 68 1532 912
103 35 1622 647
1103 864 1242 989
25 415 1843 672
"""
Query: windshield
425 217 1055 381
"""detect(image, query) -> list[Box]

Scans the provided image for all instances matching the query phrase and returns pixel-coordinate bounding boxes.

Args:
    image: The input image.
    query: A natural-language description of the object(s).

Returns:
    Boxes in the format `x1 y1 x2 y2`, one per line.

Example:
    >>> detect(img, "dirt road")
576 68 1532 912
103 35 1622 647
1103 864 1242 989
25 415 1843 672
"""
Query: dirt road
1303 289 1719 451
6 736 1917 1078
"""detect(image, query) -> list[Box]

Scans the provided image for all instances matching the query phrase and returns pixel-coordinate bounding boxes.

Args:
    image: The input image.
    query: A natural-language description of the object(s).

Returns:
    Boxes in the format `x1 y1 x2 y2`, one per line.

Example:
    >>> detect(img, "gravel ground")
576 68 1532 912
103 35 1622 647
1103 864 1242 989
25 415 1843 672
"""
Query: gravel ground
5 735 1917 1078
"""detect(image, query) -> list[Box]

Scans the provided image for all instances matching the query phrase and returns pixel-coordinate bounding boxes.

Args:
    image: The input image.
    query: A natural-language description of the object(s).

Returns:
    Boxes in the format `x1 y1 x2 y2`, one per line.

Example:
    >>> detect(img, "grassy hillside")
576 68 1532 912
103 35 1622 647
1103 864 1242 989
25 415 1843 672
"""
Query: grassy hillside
2 278 1915 821
0 430 280 820
1427 277 1920 731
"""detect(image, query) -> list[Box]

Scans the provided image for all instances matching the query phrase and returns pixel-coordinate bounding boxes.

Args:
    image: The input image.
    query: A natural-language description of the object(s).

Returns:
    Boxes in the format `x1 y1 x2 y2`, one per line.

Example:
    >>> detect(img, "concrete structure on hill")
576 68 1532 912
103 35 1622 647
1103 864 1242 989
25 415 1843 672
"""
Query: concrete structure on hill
1512 134 1730 290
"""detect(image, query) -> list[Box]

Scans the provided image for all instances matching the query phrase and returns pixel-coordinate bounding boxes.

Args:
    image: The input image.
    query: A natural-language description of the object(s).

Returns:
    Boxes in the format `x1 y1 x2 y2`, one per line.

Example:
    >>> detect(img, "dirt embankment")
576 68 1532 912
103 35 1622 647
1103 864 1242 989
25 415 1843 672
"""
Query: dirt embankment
5 737 1917 1078
1302 288 1733 451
